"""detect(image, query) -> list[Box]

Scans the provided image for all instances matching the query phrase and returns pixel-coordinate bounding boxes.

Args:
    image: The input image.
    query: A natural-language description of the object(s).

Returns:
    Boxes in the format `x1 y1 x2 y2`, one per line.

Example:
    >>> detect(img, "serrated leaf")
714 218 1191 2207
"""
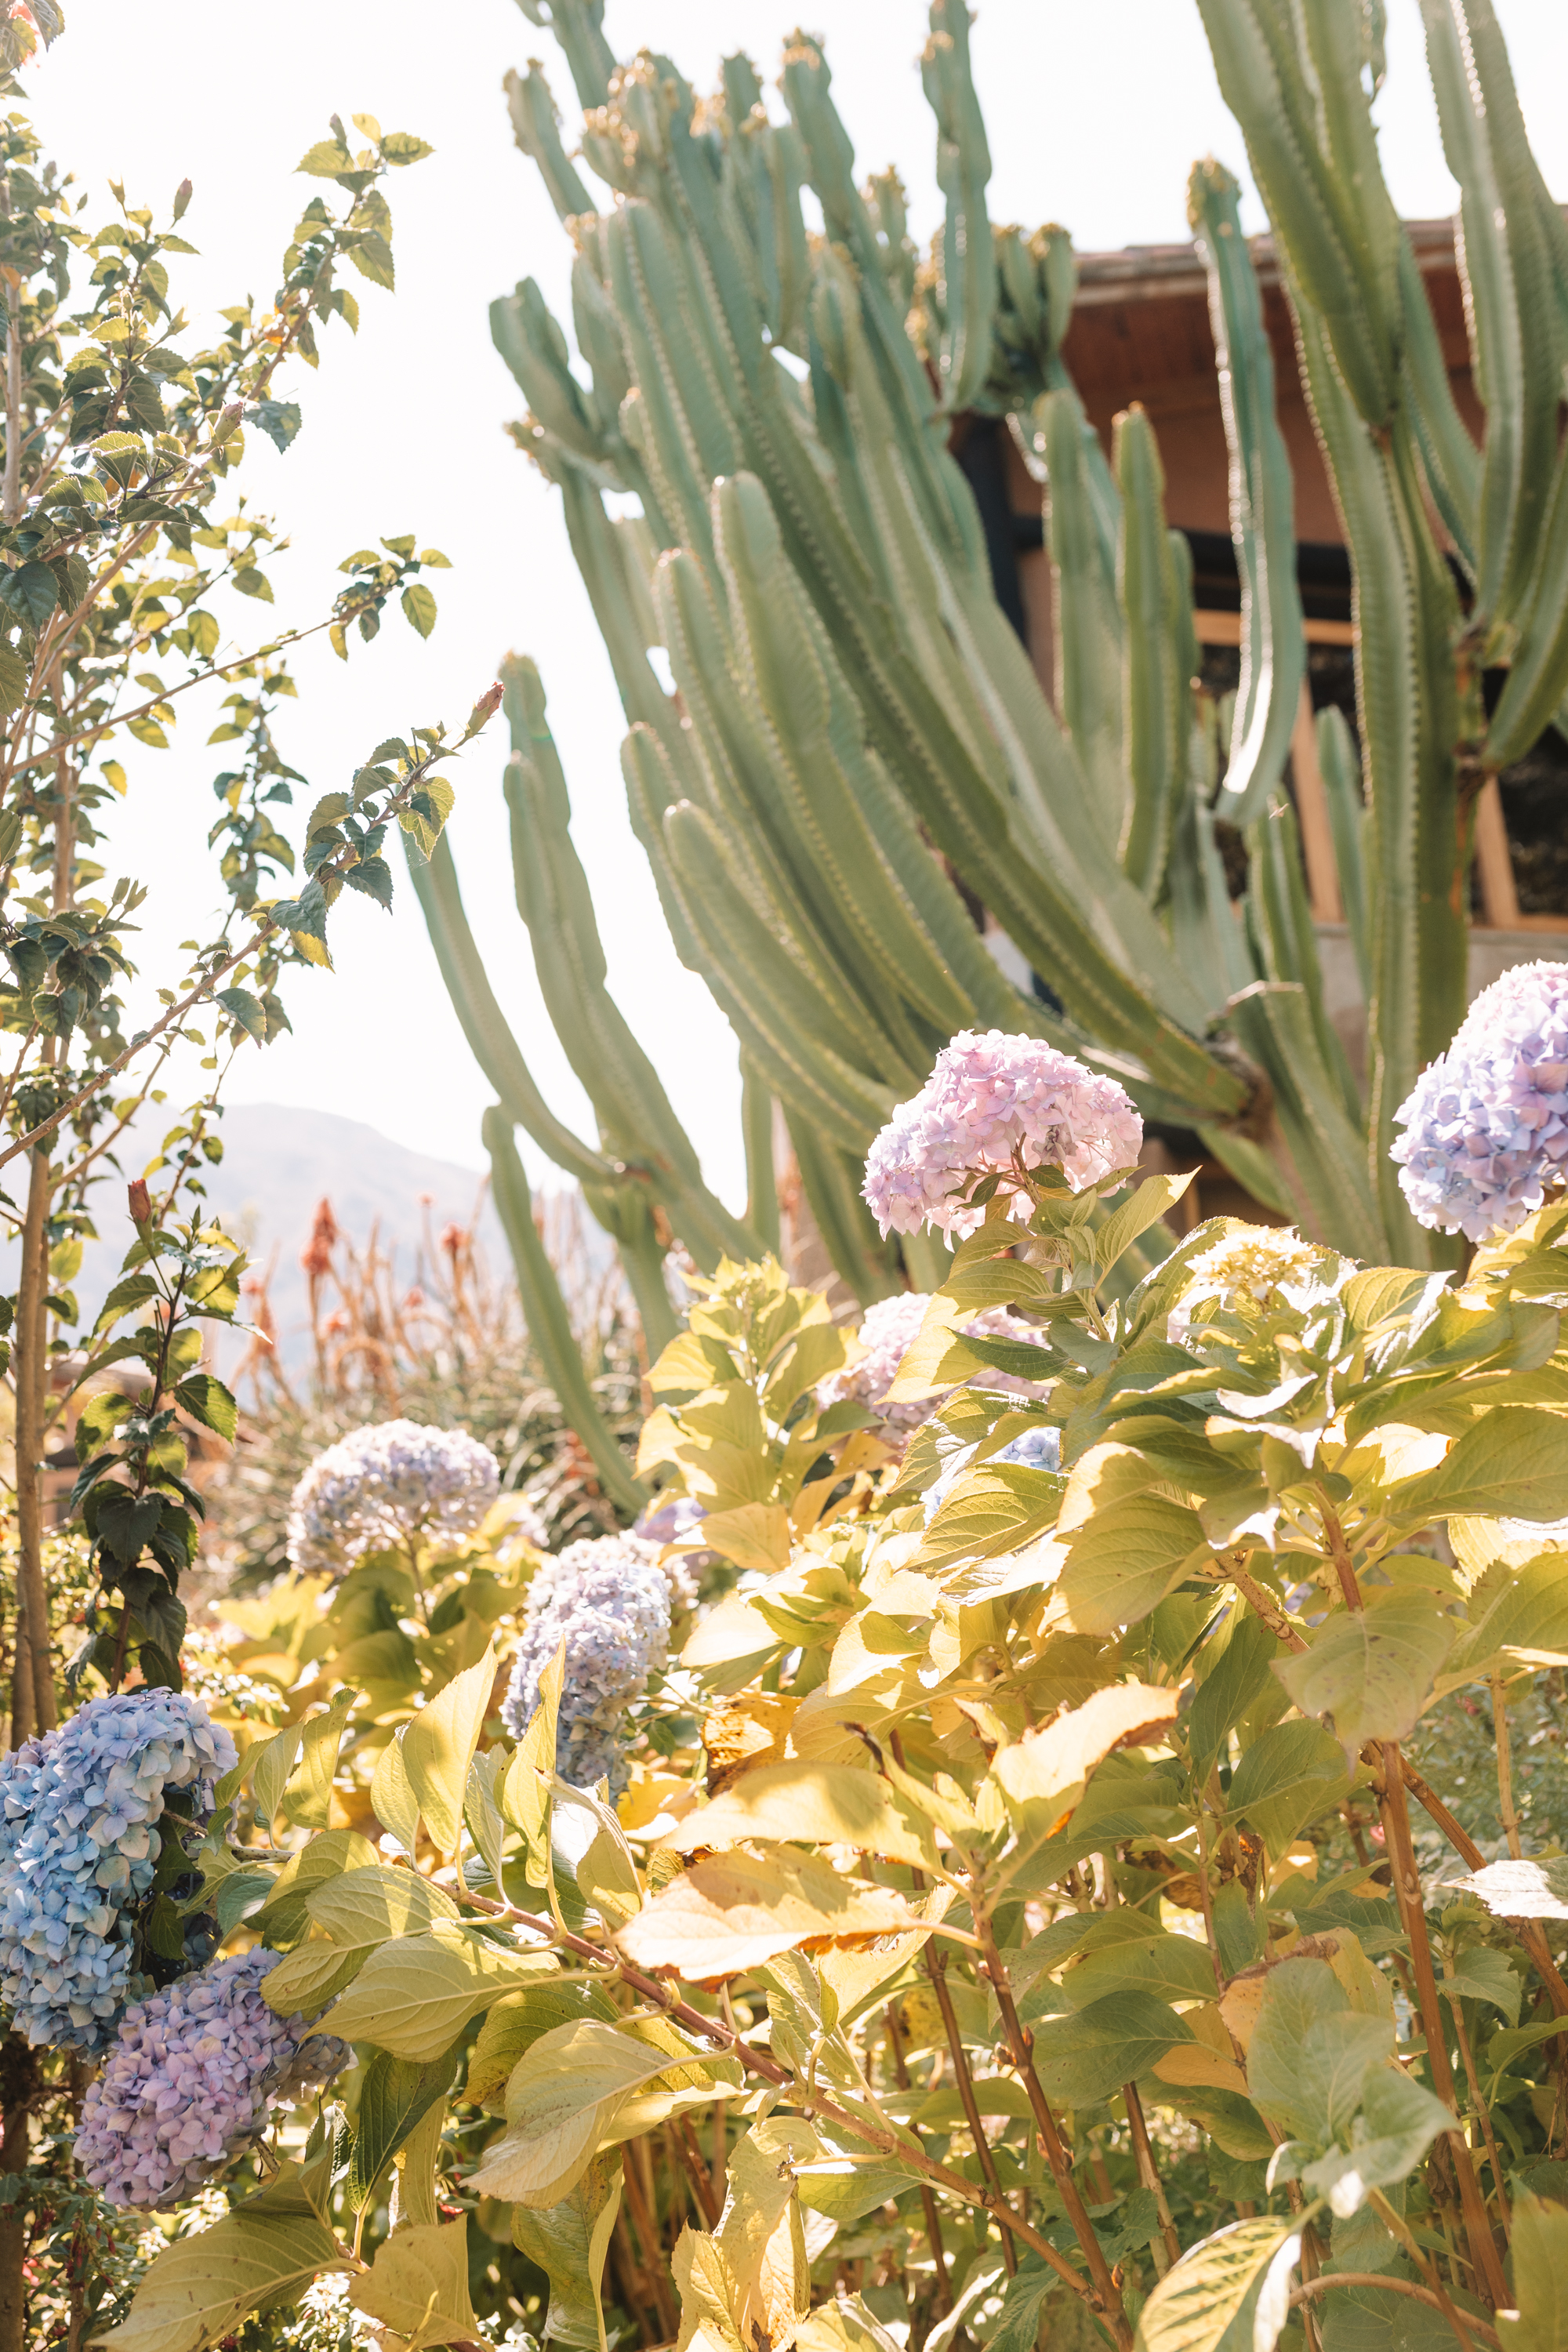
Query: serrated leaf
1133 2216 1299 2352
86 2165 343 2352
173 1370 238 1441
465 1981 619 2110
371 1726 421 1854
1244 1958 1391 2143
1389 1407 1568 1525
350 2216 477 2350
297 138 355 177
1225 1719 1347 1859
991 1680 1179 1838
616 1850 920 1980
216 985 267 1042
510 2148 622 2352
1276 1591 1457 1759
281 1688 358 1830
668 1761 935 1871
321 1921 555 2061
1027 1988 1192 2106
401 580 437 637
1058 1492 1210 1633
1456 1855 1568 1921
349 2046 460 2209
1500 2194 1568 2351
402 1641 497 1858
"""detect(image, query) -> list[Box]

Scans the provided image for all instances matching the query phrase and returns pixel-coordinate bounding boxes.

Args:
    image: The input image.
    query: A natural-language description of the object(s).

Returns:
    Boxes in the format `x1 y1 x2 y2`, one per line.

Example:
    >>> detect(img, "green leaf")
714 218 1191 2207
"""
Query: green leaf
173 1372 238 1442
372 1726 422 1856
1301 2064 1454 2215
350 2217 479 2350
1275 1590 1457 1759
249 1719 305 1835
232 565 274 602
1188 1610 1277 1769
1062 1932 1223 2013
1442 1947 1521 2024
1498 2193 1568 2350
668 1761 935 1872
0 638 30 716
465 1981 619 2110
216 985 267 1042
320 1922 556 2061
87 2164 343 2352
1389 1407 1568 1525
401 581 437 637
1441 1550 1568 1688
402 1641 498 1857
349 230 397 289
1058 1493 1210 1634
1028 1990 1192 2107
1245 1959 1390 2143
280 1688 358 1830
1133 2216 1300 2352
297 139 355 176
1226 1719 1347 1859
914 1458 1065 1571
0 559 58 632
509 2148 623 2352
348 2046 460 2209
381 132 434 165
93 1272 158 1334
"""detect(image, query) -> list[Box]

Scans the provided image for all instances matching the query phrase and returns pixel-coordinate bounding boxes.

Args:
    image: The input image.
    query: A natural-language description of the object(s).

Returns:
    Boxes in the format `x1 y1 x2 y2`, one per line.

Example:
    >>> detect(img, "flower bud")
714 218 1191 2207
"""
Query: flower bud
126 1177 151 1225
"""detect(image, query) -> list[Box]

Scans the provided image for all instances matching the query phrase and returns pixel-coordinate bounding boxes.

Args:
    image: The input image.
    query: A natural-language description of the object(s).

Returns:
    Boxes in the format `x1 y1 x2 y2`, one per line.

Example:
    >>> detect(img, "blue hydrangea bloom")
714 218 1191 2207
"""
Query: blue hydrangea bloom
500 1537 671 1793
1392 960 1568 1242
77 1947 350 2209
0 1691 235 2051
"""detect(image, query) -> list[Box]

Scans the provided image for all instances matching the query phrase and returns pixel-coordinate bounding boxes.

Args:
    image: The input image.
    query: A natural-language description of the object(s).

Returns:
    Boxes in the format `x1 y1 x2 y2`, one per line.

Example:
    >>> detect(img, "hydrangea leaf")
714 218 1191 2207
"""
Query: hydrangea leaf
348 2045 461 2210
323 1922 556 2061
1027 1989 1192 2107
350 2216 479 2350
668 1761 936 1871
85 2163 345 2352
1057 1493 1210 1634
280 1687 358 1830
1301 2065 1454 2216
369 1727 421 1857
466 2016 726 2210
1275 1590 1457 1759
1497 2193 1568 2350
464 1980 619 2110
1457 1855 1568 1921
1388 1406 1568 1526
1244 1959 1392 2143
510 2147 623 2352
402 1639 498 1856
1131 2216 1301 2352
616 1849 920 1980
1225 1719 1348 1859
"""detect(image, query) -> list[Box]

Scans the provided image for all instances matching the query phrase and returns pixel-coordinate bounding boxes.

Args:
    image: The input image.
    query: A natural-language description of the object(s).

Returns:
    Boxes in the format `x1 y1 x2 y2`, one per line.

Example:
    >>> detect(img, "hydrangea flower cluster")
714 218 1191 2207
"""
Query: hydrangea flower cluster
817 1291 1049 1436
501 1536 672 1792
863 1032 1143 1238
0 1692 236 2051
1185 1228 1328 1306
285 1417 500 1575
1391 960 1568 1241
77 1948 350 2209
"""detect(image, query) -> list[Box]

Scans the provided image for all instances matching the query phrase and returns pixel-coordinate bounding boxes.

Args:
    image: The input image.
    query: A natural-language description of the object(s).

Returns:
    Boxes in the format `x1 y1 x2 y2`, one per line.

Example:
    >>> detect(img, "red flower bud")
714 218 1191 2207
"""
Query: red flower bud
127 1178 151 1225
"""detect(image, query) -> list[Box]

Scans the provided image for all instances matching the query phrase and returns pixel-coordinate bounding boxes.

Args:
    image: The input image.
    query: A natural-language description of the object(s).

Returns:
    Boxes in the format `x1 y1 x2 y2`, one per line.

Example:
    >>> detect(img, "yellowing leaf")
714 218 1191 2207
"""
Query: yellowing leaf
88 2166 343 2352
1133 2216 1299 2352
402 1640 498 1857
279 1689 356 1830
502 1638 564 1863
668 1762 935 1871
617 1850 920 1980
467 2018 715 2210
698 1501 793 1573
991 1682 1179 1832
370 1730 421 1856
324 1922 555 2060
350 2216 478 2350
1389 1406 1568 1526
510 2149 623 2352
1152 2042 1247 2095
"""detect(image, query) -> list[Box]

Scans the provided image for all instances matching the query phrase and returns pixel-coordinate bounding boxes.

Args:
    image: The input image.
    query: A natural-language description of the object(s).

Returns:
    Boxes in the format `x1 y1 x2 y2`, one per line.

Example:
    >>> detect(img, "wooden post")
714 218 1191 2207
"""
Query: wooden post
1289 678 1343 923
1472 779 1521 927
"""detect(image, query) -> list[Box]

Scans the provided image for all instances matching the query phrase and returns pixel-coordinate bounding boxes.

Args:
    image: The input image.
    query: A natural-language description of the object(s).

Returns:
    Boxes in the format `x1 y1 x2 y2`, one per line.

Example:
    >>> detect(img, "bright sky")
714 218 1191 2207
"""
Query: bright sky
24 1 1568 1209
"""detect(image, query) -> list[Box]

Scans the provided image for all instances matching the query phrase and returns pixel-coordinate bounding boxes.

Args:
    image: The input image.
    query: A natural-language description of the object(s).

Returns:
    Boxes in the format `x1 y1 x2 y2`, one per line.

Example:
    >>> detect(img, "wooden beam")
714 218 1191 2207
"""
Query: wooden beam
1472 778 1522 927
1193 609 1356 647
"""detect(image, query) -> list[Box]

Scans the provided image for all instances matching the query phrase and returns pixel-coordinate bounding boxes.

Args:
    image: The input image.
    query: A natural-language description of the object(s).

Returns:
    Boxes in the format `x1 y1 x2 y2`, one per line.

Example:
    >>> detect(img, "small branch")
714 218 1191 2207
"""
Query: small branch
1366 2184 1490 2352
668 2115 721 2230
1446 1973 1510 2235
1287 2274 1497 2345
924 1945 1018 2278
1122 2080 1181 2271
885 1999 953 2316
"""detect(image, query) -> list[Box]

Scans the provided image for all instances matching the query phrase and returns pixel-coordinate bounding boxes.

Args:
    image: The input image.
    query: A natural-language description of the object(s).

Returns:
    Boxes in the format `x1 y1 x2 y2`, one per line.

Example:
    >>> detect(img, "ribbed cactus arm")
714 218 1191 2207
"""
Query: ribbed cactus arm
1397 233 1480 576
1196 0 1399 426
516 0 615 111
499 658 763 1270
483 1106 647 1516
405 829 613 1192
1417 0 1559 641
1040 386 1125 854
1318 706 1371 1009
1115 405 1184 900
1189 158 1305 831
503 61 595 223
920 0 996 413
490 277 613 474
739 1061 781 1258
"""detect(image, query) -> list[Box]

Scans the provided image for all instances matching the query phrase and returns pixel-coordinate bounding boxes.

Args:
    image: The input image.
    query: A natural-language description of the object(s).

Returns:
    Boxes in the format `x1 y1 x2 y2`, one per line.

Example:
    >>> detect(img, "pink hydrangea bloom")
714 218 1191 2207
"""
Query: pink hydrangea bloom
862 1033 1142 1238
818 1292 1049 1434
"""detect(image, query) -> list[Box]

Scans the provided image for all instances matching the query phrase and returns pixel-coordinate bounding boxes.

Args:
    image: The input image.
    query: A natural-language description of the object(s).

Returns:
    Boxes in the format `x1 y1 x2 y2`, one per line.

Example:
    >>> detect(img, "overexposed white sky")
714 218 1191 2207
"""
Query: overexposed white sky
25 1 1568 1207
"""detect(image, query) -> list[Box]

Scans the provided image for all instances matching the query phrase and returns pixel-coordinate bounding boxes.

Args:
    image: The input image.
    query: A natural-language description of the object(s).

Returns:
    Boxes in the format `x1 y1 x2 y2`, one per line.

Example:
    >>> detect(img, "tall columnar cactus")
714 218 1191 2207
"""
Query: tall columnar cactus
423 0 1568 1366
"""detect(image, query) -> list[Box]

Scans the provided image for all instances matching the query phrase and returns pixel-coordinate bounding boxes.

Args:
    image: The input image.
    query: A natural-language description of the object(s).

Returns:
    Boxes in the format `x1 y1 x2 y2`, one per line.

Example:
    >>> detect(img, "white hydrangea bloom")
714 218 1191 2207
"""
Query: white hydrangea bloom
285 1417 499 1575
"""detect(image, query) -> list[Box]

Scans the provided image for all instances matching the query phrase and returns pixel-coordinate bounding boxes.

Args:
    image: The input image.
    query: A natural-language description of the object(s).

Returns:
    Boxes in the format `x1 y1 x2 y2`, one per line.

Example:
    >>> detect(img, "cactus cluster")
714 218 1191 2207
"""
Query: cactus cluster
414 0 1568 1477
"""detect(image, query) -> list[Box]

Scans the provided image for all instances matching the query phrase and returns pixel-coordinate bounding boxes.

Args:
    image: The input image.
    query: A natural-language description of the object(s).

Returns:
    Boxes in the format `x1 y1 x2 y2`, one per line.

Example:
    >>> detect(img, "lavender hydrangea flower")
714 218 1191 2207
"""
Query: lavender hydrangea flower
863 1032 1143 1239
286 1418 499 1576
817 1291 1050 1436
500 1537 672 1793
0 1692 235 2051
77 1948 350 2209
1392 961 1568 1242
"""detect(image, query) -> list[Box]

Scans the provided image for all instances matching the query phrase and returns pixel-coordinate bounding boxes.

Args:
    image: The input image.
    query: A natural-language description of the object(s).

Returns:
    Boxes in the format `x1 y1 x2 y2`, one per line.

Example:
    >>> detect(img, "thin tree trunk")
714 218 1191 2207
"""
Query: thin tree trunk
11 1144 54 1743
0 2032 39 2352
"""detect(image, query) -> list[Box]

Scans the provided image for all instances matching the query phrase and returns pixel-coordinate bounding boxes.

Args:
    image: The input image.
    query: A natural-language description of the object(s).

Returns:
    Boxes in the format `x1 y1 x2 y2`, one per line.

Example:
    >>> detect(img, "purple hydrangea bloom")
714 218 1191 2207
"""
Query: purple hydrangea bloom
1391 961 1568 1242
862 1032 1143 1238
286 1418 499 1575
817 1291 1049 1436
77 1948 350 2209
500 1537 672 1793
0 1692 235 2052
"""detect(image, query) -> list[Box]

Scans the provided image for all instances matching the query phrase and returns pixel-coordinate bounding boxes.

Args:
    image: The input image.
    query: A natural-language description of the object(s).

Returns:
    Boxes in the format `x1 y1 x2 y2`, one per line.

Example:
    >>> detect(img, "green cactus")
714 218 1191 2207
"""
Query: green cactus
417 0 1568 1444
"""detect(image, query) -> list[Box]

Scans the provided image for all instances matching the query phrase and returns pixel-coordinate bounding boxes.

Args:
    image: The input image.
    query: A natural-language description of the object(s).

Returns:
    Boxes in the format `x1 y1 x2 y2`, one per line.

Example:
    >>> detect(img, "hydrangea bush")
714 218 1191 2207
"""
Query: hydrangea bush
500 1535 672 1791
285 1417 500 1576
